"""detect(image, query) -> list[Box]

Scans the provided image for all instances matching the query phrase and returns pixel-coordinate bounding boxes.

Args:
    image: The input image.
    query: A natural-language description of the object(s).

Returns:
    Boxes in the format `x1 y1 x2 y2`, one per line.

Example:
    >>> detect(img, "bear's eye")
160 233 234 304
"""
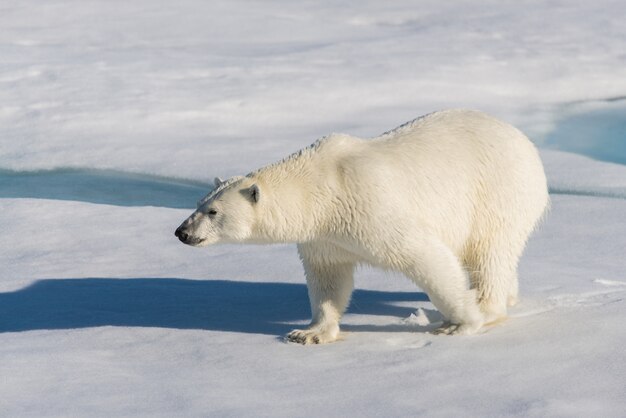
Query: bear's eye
207 209 218 217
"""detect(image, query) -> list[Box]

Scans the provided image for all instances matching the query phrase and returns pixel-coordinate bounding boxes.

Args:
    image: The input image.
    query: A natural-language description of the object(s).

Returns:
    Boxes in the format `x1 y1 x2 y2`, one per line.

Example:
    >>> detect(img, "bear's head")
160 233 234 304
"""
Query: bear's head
175 176 261 246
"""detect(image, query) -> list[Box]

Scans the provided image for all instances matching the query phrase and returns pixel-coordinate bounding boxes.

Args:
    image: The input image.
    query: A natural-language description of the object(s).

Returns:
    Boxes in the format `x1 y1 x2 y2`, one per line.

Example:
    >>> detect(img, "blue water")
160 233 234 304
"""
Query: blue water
543 103 626 166
0 168 211 209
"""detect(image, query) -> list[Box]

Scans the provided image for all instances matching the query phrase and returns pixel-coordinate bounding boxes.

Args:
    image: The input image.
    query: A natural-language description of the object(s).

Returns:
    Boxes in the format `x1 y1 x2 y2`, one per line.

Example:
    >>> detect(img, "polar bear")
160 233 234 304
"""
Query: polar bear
175 109 549 344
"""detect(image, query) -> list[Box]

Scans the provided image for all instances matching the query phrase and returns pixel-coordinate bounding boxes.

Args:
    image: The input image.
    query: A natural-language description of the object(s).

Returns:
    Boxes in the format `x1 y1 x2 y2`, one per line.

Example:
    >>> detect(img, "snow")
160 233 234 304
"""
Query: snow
1 1 625 416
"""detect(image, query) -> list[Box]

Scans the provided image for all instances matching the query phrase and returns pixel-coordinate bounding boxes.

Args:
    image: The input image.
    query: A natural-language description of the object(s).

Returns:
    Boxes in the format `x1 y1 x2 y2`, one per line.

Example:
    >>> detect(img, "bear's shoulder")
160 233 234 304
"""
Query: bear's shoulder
312 133 363 157
316 132 360 147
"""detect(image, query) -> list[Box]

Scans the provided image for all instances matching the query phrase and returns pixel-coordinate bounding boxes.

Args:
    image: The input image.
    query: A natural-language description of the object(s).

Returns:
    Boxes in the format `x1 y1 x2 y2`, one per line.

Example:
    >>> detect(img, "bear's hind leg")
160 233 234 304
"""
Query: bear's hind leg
400 238 484 335
467 243 521 324
287 243 356 345
507 274 519 307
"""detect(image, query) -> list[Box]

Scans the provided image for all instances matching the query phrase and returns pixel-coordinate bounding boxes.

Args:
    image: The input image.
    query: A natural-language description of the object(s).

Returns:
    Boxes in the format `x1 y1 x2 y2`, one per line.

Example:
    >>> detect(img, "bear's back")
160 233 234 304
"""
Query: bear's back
325 109 546 250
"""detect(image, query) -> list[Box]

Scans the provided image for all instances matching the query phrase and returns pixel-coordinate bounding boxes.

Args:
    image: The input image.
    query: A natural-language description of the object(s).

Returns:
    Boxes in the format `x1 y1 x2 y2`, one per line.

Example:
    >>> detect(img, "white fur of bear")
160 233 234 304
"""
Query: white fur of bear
175 109 549 344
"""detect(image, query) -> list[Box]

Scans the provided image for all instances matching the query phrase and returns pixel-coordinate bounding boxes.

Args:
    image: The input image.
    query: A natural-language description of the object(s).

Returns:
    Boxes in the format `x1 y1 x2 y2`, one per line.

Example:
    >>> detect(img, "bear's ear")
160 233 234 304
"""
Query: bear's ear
241 184 259 204
249 184 260 203
214 177 224 188
240 184 260 203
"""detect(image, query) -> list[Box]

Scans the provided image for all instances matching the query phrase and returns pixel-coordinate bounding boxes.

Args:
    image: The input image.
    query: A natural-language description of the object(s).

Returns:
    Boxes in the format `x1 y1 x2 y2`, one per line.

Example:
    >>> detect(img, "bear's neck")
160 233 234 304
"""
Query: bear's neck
252 155 339 244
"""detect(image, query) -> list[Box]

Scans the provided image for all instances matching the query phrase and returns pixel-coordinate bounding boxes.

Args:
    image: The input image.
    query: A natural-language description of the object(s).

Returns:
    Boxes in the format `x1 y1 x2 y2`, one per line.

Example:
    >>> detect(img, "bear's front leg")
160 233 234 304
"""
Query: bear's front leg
288 244 356 345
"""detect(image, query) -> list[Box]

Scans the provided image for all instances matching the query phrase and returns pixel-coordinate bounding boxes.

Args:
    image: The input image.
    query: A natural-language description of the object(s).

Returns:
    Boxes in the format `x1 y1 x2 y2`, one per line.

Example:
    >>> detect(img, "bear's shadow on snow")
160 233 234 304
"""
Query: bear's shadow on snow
0 278 431 336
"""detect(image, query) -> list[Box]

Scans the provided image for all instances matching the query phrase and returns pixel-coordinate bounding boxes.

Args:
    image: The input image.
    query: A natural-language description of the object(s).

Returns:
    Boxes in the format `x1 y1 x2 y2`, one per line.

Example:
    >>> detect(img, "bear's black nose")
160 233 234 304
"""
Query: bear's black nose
175 227 189 242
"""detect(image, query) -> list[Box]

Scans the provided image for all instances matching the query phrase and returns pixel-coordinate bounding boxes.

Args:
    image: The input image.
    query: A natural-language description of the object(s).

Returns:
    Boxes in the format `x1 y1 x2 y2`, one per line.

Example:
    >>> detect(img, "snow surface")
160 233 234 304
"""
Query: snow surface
1 1 625 416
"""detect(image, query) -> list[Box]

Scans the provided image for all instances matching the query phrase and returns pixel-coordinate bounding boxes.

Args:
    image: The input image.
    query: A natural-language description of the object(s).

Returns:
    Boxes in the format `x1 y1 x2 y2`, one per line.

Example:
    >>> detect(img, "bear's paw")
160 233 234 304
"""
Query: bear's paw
432 321 482 336
286 325 340 345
